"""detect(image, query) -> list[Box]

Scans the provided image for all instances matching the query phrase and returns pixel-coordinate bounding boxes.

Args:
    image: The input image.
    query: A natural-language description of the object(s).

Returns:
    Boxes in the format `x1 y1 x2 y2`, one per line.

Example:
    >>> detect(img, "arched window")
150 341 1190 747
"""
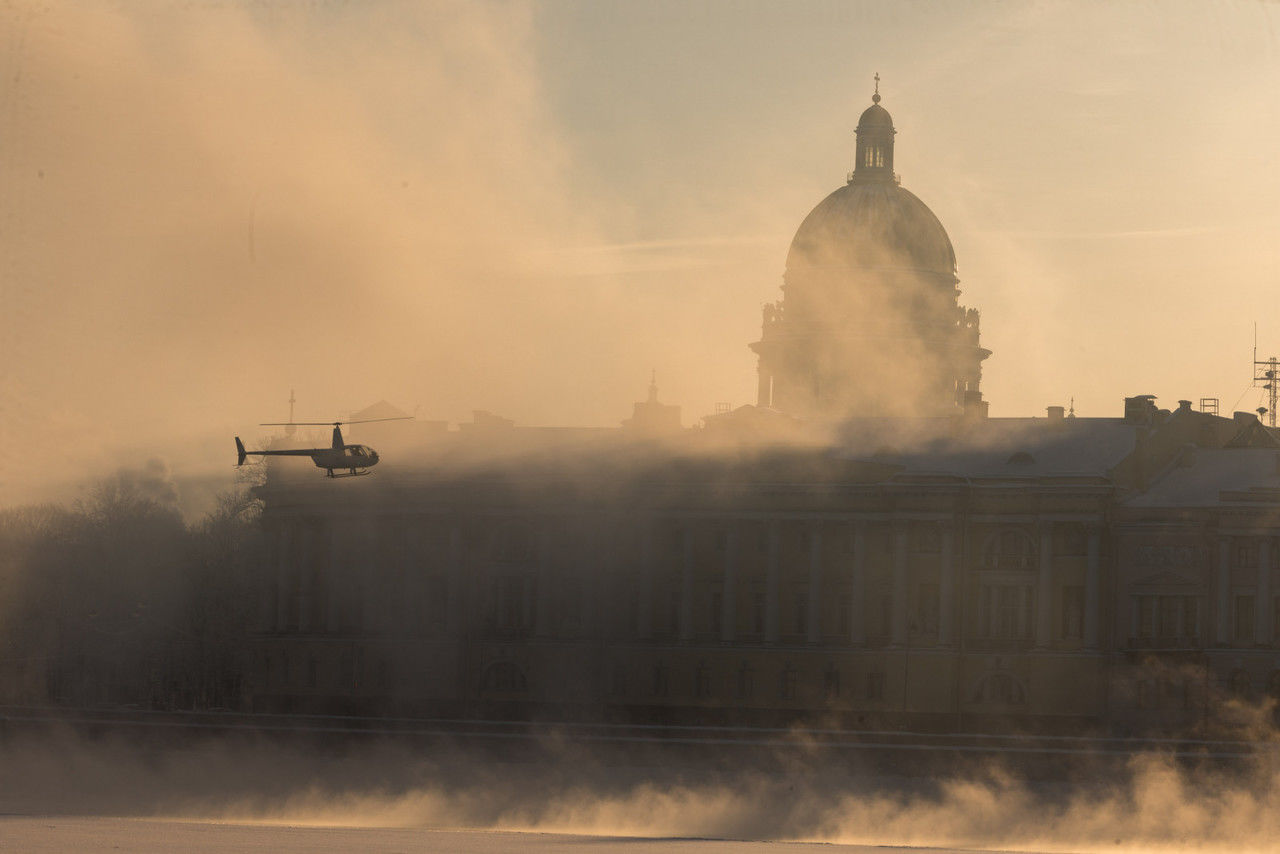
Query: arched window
481 661 528 693
983 529 1035 571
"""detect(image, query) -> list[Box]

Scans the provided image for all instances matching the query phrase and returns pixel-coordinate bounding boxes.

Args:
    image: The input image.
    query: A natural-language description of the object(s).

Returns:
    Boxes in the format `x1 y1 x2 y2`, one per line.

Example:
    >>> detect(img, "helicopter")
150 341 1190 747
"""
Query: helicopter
235 417 411 477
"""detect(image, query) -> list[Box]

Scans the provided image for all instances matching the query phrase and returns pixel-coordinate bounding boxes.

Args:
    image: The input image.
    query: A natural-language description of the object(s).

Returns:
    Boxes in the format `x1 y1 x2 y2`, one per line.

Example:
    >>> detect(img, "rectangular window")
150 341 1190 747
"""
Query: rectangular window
1182 597 1201 639
695 664 712 699
652 664 668 697
752 592 766 635
997 586 1019 637
867 671 885 701
736 664 754 699
1236 543 1258 568
875 592 892 638
1234 595 1255 644
1138 595 1156 639
824 667 840 699
1159 597 1180 640
979 584 1033 640
795 588 808 636
710 592 723 635
915 583 940 634
1062 585 1084 640
779 667 798 700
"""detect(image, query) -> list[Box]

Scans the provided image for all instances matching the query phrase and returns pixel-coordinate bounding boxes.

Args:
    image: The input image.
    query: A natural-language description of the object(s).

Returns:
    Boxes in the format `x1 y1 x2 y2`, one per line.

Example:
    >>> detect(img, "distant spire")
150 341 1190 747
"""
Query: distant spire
872 72 881 104
1068 396 1076 418
648 369 658 403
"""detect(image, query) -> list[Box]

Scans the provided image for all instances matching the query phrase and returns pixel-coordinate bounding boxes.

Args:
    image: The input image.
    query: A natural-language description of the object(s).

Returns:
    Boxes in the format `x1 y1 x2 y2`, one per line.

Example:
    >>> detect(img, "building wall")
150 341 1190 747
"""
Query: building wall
257 474 1230 731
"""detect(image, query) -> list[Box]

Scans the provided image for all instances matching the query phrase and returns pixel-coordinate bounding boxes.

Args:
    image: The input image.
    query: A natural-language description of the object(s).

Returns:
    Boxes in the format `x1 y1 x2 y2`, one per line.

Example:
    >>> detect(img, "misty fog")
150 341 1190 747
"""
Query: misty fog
5 3 1280 852
4 1 1280 511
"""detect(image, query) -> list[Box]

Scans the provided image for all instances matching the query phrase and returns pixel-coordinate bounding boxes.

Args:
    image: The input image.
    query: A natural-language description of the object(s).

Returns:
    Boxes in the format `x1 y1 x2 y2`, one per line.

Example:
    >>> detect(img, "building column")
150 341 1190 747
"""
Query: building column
447 522 465 638
721 523 738 643
637 518 655 640
757 369 773 408
938 524 956 648
891 522 908 647
319 520 341 633
679 525 695 642
535 524 555 638
1256 536 1272 646
1035 523 1054 649
849 520 867 646
1216 535 1231 646
765 520 780 644
275 522 293 631
584 520 607 641
807 521 823 645
1084 526 1101 649
297 524 317 633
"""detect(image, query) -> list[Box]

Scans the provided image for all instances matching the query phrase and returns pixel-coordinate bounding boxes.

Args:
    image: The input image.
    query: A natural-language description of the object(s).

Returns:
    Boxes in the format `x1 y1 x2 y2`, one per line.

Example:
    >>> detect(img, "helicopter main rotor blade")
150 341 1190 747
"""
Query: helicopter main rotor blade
260 416 413 427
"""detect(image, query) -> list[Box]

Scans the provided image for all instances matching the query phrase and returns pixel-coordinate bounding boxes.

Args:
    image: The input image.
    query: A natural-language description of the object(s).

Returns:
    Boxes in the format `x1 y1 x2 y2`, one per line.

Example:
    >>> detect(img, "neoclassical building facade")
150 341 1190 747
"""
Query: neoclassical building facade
249 91 1280 733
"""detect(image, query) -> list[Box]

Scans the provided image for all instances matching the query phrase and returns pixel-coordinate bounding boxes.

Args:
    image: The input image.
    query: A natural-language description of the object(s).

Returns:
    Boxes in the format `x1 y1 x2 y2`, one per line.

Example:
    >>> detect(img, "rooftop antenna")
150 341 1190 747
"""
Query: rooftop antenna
1252 324 1277 428
1067 396 1075 418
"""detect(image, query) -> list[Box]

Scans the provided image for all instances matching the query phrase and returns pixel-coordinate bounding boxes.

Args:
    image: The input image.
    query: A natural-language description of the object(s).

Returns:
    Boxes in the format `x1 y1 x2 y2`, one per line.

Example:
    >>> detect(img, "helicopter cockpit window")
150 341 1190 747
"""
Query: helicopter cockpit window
351 446 365 456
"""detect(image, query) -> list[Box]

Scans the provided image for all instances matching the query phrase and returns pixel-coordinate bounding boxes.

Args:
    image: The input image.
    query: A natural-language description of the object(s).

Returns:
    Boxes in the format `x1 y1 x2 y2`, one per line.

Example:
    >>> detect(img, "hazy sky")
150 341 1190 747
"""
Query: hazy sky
2 1 1279 507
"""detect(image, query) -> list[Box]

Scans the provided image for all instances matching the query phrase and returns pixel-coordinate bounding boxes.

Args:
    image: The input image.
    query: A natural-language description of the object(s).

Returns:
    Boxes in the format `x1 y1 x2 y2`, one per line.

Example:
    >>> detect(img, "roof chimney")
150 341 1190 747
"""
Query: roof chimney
1124 395 1158 424
1177 400 1192 413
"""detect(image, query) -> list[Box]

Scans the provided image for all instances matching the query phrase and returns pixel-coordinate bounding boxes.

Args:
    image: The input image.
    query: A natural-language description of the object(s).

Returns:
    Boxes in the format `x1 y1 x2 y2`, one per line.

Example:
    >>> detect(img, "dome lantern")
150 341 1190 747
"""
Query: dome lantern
851 73 896 184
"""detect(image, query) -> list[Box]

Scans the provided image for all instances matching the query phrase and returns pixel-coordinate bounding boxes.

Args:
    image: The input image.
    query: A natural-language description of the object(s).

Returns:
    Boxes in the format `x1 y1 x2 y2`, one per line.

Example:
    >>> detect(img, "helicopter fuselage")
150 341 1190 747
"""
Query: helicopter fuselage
237 420 404 477
309 445 379 473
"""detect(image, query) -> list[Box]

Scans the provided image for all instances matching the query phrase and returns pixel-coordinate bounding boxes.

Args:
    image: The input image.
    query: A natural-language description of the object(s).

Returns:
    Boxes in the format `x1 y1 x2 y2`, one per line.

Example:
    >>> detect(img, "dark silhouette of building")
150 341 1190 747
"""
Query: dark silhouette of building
751 83 989 419
248 85 1280 734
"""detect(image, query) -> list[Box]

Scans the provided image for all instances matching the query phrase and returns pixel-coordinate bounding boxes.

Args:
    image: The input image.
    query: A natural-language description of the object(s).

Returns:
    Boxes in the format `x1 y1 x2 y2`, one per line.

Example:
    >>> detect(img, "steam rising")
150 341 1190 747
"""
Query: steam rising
2 730 1279 852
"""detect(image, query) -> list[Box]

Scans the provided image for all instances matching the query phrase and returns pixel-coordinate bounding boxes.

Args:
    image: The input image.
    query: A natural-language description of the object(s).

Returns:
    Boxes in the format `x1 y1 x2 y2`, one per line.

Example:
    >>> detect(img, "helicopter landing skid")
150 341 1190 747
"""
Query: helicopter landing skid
326 470 370 478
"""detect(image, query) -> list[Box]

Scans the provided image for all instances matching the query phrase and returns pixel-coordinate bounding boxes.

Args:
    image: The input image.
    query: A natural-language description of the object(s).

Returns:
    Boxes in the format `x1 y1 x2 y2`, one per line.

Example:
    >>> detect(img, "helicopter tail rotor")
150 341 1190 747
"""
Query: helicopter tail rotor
235 436 247 467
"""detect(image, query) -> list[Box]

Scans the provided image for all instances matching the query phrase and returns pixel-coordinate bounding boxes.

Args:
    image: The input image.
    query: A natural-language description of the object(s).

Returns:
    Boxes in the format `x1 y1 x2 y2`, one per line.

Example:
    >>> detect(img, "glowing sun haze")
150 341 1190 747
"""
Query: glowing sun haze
2 0 1279 507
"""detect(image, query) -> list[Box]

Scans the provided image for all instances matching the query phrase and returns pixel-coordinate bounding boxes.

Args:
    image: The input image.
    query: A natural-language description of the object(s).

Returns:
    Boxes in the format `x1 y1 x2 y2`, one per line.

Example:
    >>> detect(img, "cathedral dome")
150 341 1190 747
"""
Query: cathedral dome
856 102 894 130
784 181 957 278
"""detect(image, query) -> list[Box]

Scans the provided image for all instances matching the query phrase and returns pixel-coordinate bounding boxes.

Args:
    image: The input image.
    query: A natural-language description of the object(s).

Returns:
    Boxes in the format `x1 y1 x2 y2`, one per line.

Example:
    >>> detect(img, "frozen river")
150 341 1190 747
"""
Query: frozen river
0 818 1031 854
